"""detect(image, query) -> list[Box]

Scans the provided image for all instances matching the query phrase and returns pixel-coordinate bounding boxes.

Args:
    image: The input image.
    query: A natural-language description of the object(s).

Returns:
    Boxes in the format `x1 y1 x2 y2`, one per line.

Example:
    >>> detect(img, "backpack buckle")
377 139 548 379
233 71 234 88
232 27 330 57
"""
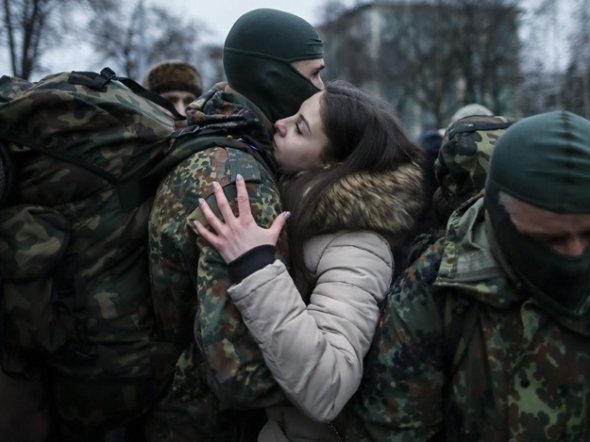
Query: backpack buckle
100 67 117 81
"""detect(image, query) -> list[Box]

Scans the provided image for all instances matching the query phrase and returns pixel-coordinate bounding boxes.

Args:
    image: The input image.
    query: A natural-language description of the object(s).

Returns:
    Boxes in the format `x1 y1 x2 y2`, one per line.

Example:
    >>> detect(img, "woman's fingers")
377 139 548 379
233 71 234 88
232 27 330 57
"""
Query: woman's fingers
211 181 236 223
198 197 226 234
191 219 220 248
268 211 290 242
235 174 254 222
190 180 290 264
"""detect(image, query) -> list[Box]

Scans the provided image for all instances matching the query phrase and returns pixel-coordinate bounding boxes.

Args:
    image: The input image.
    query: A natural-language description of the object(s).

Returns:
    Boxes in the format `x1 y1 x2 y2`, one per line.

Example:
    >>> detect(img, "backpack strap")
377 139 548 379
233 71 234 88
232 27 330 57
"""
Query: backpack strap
69 67 187 121
2 139 153 212
143 124 272 181
0 142 14 206
119 125 267 212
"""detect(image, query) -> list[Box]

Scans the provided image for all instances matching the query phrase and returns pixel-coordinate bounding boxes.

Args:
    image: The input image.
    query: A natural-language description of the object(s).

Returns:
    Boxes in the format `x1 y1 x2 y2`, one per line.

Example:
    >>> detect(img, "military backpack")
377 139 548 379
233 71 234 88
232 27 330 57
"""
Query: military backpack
0 68 253 435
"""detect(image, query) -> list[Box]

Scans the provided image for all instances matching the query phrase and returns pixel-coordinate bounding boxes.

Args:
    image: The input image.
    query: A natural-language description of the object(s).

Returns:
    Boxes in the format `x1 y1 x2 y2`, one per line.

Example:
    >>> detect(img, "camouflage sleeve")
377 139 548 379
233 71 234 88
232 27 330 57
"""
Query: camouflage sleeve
341 240 447 441
192 179 289 409
151 146 287 411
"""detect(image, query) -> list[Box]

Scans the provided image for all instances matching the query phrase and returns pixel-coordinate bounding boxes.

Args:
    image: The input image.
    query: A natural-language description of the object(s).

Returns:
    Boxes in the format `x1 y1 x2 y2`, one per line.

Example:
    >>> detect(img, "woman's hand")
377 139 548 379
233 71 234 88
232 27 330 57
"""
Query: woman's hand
190 174 290 263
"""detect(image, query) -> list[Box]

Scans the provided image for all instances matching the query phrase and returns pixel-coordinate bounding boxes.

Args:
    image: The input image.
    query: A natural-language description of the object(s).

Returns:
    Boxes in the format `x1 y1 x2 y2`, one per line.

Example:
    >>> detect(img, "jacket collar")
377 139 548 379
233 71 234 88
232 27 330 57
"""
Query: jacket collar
435 196 590 335
307 162 427 248
435 196 522 307
186 82 277 172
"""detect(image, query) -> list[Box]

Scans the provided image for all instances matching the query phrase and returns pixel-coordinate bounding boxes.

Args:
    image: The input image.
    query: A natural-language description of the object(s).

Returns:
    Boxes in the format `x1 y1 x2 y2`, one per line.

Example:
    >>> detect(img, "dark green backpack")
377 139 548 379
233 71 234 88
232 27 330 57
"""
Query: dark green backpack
0 68 250 435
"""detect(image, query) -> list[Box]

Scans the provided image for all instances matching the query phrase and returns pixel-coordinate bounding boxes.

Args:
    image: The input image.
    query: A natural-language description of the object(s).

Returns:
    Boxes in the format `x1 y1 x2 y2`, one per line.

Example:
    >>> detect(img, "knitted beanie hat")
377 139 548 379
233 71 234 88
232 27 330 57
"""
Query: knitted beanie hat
487 111 590 212
143 60 203 96
485 111 590 317
448 103 493 126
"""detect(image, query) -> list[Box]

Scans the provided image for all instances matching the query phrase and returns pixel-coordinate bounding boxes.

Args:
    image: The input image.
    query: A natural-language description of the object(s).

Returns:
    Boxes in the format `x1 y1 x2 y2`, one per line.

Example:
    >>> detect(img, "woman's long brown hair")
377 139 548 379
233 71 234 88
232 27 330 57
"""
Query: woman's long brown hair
280 80 427 299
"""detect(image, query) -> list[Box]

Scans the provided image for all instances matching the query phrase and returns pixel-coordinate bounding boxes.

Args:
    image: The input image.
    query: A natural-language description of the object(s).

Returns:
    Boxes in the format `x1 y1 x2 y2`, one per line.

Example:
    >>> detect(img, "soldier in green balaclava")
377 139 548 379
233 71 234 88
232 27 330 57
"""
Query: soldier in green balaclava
485 110 590 317
342 110 590 441
223 8 325 123
146 8 325 442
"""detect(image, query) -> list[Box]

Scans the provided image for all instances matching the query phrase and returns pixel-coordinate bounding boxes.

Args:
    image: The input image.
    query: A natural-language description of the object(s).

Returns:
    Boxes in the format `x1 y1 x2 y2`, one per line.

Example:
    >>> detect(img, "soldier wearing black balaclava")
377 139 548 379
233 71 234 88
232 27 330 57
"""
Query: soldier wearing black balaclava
485 110 590 317
146 9 325 441
343 111 590 441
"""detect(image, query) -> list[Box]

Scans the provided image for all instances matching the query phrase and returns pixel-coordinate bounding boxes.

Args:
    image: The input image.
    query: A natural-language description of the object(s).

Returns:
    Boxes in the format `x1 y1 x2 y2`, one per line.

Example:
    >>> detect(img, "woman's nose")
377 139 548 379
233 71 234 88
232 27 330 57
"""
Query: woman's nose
274 119 286 136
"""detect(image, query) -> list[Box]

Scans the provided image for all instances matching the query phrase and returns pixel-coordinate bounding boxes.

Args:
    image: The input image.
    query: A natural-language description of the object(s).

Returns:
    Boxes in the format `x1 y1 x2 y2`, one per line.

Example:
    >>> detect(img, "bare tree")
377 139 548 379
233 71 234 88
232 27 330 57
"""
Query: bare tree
0 0 114 79
517 0 590 117
88 3 211 81
448 0 521 114
377 2 460 125
562 0 590 117
319 7 375 87
316 0 350 22
319 0 521 133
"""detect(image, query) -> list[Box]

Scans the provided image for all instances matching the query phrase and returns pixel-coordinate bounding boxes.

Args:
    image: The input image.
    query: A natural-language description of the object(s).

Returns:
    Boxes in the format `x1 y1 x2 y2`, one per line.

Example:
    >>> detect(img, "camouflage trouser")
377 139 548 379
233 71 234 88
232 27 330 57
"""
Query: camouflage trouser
0 365 49 442
144 342 232 441
0 343 175 442
144 342 267 442
0 356 143 442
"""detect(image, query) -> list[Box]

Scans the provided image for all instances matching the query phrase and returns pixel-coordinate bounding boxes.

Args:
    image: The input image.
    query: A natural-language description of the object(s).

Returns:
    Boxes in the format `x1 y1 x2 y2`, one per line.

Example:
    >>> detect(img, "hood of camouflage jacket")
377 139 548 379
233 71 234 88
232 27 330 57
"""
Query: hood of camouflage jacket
185 82 278 172
432 115 513 227
305 161 427 248
434 196 590 335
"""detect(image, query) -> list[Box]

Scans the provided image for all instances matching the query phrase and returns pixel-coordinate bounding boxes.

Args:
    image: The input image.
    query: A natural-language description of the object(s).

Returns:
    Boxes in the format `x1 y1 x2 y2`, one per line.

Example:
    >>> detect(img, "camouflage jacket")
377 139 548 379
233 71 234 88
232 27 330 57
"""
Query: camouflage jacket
342 196 590 441
147 83 288 440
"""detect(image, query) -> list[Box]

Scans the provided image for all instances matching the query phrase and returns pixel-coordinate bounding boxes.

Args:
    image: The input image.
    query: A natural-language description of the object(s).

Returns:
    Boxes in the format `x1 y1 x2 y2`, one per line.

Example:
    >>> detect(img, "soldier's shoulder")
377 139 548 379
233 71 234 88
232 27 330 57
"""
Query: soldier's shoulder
382 238 447 318
398 238 446 289
177 145 270 184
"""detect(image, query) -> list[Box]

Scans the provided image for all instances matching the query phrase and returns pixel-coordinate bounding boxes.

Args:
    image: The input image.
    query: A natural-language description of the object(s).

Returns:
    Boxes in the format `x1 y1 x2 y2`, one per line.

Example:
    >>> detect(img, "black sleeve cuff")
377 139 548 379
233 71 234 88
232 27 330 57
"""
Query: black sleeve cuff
228 244 276 284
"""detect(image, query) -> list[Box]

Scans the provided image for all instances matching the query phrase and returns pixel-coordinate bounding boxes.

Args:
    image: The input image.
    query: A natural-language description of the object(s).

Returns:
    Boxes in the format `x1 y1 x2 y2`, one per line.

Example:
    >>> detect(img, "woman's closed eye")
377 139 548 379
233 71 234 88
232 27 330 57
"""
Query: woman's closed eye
295 122 303 135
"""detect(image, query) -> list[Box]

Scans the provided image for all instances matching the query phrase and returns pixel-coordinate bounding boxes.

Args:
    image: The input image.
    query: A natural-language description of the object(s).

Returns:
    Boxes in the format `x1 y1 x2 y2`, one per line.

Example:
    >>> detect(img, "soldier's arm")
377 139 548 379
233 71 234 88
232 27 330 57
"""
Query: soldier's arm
191 152 288 409
342 241 447 441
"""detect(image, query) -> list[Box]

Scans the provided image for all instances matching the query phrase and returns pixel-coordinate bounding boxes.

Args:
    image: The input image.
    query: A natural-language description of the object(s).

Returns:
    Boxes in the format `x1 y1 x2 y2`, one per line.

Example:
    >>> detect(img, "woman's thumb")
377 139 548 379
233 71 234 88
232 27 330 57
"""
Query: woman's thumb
269 211 290 240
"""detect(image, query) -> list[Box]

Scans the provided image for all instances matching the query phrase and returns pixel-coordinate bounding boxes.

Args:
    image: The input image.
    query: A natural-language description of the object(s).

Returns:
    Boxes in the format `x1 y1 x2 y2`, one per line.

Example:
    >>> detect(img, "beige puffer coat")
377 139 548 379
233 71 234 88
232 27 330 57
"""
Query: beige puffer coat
228 163 427 441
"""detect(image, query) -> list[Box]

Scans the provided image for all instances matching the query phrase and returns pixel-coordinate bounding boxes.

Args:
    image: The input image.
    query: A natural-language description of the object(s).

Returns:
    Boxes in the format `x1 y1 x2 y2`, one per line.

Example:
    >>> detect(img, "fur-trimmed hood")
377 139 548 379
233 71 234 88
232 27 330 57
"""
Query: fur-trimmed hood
308 161 427 247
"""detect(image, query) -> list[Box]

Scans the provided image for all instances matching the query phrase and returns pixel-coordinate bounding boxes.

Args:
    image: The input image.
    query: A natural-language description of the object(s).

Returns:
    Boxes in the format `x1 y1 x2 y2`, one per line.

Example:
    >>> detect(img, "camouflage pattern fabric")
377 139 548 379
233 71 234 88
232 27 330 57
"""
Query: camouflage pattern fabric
0 69 186 436
342 196 590 441
0 141 14 205
146 83 289 441
0 355 50 442
432 115 514 227
144 342 234 441
0 74 32 101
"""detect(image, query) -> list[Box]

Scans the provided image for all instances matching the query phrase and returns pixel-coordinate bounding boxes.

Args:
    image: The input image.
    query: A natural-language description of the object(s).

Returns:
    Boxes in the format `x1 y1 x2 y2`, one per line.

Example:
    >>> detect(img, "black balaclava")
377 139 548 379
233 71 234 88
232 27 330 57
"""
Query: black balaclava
485 111 590 317
223 8 324 123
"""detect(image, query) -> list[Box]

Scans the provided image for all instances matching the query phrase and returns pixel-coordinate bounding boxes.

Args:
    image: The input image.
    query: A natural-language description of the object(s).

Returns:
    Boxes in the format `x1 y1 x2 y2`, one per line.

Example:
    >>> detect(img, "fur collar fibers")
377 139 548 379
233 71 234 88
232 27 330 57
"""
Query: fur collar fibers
310 162 427 247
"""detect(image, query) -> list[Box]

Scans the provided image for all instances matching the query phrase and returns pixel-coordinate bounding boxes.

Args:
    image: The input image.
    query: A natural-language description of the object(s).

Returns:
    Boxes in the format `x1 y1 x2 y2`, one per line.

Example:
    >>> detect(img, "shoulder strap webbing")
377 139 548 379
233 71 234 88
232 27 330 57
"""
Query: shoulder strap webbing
69 68 186 121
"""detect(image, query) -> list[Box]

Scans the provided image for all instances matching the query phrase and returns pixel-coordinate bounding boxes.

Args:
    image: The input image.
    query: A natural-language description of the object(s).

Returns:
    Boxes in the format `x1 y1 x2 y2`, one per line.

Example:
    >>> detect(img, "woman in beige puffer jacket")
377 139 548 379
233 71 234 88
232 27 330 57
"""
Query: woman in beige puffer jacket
192 81 429 441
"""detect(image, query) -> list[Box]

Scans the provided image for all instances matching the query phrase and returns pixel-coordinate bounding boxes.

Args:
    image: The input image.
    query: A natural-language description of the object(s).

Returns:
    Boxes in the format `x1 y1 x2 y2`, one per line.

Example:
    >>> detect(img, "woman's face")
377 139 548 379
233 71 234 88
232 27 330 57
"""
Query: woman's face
272 91 329 174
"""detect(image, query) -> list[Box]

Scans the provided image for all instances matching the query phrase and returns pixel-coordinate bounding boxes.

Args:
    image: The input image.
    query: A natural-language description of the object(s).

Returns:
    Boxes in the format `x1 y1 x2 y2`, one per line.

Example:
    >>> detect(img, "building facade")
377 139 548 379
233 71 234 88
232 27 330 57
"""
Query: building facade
319 1 521 137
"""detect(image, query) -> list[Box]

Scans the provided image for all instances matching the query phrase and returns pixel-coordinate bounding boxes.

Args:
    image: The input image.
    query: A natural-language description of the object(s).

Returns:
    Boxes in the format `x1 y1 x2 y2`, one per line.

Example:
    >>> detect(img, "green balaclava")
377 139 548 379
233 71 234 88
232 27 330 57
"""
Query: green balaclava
223 8 324 123
485 111 590 317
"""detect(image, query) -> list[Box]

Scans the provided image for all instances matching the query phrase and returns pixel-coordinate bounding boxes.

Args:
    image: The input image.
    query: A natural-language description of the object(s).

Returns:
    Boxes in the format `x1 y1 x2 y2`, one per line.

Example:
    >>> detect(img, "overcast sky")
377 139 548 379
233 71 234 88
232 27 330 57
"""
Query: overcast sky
153 0 346 43
148 0 573 73
23 0 348 78
3 0 573 80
